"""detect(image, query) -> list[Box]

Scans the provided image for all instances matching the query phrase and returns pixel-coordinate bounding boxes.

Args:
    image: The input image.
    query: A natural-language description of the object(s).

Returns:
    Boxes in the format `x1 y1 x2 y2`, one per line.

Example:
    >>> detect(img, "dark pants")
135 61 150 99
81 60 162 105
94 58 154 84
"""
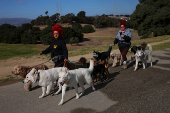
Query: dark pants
120 48 129 62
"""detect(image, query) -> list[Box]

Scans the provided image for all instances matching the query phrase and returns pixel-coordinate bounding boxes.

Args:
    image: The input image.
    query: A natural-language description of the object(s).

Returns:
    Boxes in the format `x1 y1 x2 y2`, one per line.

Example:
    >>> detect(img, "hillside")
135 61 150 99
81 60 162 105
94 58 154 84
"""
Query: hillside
0 18 32 26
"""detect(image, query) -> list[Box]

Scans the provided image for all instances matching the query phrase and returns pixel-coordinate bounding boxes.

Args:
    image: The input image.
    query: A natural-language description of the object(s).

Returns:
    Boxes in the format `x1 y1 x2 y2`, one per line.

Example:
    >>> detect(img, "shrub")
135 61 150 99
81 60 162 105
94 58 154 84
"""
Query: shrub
0 24 16 43
62 27 83 43
40 26 53 45
72 23 82 33
40 32 53 45
69 37 79 45
21 31 32 44
82 25 94 33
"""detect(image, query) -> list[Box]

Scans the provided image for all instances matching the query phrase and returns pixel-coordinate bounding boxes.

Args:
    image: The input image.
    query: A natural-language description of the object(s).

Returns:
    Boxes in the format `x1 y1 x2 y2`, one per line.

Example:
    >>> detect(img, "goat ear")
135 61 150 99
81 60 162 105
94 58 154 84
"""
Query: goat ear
65 68 68 74
34 71 36 75
33 69 37 75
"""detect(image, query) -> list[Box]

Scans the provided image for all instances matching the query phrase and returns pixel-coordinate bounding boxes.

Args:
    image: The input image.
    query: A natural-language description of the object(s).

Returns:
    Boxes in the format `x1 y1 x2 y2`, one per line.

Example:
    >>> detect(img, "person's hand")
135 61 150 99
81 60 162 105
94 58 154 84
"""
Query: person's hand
64 58 67 62
120 35 124 38
113 43 115 46
39 52 42 55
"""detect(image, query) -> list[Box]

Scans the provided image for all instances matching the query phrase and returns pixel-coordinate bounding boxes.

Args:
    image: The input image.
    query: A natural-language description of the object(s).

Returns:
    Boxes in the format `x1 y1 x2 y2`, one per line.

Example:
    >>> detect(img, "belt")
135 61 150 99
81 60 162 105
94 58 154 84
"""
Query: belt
119 41 130 45
52 55 64 62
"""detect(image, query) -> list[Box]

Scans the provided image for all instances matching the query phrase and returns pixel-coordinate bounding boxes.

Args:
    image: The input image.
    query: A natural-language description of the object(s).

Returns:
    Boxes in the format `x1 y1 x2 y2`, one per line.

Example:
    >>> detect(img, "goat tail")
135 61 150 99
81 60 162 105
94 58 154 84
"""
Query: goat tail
147 44 152 52
89 59 94 73
108 45 112 53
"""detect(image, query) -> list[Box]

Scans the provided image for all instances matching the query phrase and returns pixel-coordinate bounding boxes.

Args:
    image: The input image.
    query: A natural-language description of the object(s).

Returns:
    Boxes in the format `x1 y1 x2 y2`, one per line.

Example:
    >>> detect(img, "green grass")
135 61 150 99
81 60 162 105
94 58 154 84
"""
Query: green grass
0 75 15 82
152 41 170 51
68 44 119 57
132 35 170 45
0 43 47 59
0 35 170 60
68 35 170 56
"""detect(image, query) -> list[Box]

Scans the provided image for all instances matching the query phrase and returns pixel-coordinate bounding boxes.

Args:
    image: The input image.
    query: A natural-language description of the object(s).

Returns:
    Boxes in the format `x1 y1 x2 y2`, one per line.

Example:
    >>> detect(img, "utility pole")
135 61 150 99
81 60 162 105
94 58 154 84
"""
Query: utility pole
56 2 59 14
60 4 62 16
119 4 120 17
114 2 116 17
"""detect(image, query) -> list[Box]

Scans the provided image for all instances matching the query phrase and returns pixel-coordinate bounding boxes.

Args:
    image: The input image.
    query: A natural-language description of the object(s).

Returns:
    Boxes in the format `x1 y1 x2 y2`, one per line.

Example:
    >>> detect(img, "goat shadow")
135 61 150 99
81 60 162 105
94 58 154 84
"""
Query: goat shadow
30 85 41 91
127 59 159 69
55 70 120 105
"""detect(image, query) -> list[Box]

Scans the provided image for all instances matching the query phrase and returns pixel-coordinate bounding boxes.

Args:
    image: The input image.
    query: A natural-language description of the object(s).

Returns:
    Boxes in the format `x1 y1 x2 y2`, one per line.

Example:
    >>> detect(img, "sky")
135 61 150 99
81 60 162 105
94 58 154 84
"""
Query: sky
0 0 140 19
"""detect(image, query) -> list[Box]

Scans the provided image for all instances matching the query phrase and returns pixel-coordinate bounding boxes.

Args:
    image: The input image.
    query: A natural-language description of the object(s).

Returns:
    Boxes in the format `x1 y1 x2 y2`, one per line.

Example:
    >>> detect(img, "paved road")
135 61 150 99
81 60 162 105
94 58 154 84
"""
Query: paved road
0 49 170 113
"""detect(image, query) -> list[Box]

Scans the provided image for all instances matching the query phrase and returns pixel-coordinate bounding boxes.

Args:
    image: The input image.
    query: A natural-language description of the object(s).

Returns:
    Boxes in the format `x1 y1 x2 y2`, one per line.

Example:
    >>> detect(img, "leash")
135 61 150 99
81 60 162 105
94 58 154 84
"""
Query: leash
29 55 67 68
66 59 84 69
54 61 66 68
29 58 52 69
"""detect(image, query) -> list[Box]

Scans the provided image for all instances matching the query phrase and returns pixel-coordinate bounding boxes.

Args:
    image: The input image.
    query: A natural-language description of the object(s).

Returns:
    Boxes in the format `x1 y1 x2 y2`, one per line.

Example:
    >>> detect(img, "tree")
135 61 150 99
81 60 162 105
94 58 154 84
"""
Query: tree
72 22 82 33
82 25 94 33
130 0 170 38
40 26 53 45
50 13 60 25
93 16 102 28
77 11 86 23
69 37 79 45
21 31 32 44
62 27 83 44
93 15 120 28
77 11 86 18
45 11 48 16
60 13 76 24
0 24 16 43
21 23 33 31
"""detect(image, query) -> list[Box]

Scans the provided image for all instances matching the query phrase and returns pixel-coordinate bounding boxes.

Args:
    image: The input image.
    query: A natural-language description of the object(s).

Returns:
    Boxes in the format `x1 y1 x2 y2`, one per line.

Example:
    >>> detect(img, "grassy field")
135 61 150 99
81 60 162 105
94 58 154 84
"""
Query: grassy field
0 35 170 84
0 35 170 60
0 43 46 59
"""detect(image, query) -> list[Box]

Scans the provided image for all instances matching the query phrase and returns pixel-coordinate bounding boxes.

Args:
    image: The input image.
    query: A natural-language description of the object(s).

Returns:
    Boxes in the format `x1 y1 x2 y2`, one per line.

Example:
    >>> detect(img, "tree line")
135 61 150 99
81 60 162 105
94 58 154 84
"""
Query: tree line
31 11 122 28
0 11 121 45
0 0 169 44
0 23 95 45
130 0 170 38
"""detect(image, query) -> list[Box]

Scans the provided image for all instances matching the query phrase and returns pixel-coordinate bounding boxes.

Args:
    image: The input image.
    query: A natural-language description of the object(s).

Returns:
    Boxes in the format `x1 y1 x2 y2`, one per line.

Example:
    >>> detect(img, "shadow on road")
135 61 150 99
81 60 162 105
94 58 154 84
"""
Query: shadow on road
30 85 41 91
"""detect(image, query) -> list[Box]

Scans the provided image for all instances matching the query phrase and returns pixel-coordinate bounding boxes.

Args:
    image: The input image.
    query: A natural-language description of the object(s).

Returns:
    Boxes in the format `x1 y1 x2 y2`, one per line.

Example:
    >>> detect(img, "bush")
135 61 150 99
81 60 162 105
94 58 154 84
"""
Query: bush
72 23 82 33
62 27 83 44
40 32 53 45
82 25 94 33
0 24 16 43
69 37 79 45
21 31 32 44
165 24 170 35
130 0 170 38
62 27 76 43
40 26 53 45
31 27 41 42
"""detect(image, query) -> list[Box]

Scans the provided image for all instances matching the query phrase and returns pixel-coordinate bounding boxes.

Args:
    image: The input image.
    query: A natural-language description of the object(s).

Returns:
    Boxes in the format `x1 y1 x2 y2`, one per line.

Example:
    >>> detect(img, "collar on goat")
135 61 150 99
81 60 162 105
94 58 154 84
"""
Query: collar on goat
25 78 30 83
36 72 40 82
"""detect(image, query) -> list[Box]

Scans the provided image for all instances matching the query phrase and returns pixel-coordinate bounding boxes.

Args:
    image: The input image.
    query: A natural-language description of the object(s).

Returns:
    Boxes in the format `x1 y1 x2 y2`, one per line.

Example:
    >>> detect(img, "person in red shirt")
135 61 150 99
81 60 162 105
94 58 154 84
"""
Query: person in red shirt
40 24 68 67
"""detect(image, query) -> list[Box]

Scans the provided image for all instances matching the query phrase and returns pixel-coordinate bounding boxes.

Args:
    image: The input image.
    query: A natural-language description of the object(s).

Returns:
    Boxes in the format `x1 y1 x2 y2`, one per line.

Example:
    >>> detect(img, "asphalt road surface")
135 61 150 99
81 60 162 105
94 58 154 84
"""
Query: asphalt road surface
0 48 170 113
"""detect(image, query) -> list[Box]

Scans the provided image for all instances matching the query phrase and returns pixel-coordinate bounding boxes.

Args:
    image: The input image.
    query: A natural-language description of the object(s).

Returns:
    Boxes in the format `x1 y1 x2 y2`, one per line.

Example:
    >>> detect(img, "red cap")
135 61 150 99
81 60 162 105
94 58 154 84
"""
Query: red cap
52 24 63 37
120 21 126 27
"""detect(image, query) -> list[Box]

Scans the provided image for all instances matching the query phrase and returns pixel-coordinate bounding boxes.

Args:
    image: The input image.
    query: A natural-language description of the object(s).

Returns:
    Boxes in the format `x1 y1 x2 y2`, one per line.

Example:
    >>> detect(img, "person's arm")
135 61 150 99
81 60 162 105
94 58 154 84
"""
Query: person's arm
114 38 119 45
40 42 52 55
41 45 51 54
113 32 119 46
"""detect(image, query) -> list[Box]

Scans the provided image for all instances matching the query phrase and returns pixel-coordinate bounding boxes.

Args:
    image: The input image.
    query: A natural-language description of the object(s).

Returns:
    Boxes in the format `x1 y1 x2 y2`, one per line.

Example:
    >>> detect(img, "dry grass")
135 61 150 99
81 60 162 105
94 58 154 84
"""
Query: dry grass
33 25 49 30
